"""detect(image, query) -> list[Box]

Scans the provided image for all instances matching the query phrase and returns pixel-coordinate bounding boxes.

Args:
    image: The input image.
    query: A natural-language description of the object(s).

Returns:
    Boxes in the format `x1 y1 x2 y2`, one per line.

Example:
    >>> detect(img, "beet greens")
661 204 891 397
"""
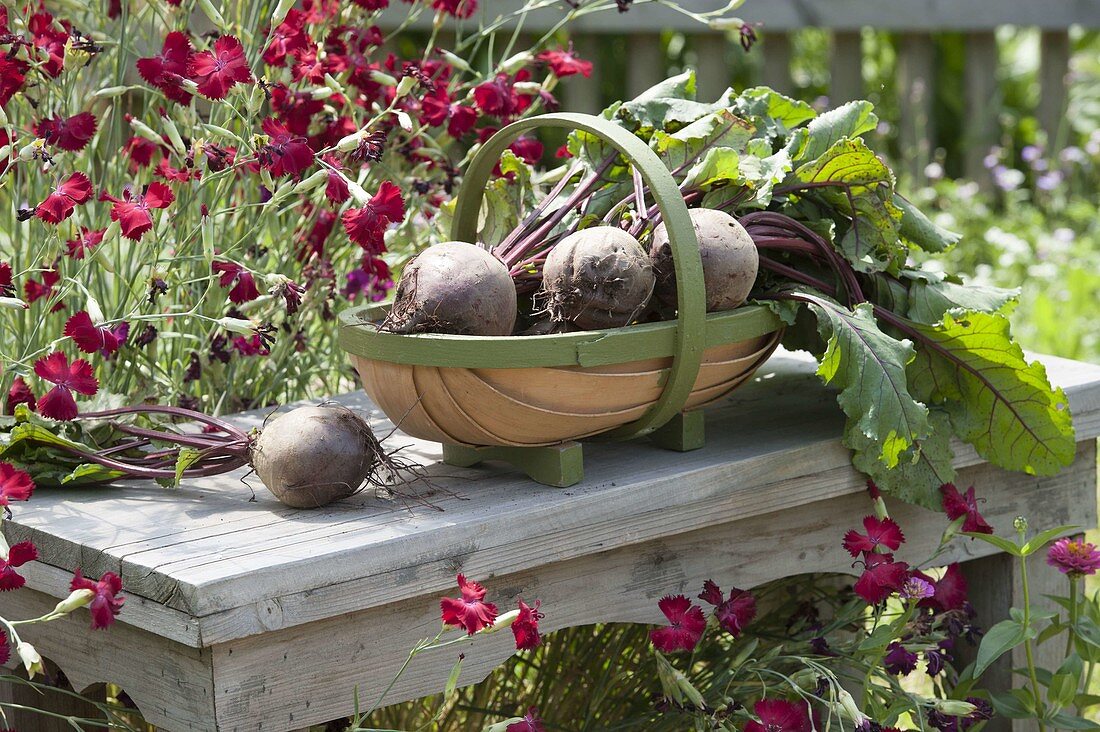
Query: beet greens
460 71 1075 509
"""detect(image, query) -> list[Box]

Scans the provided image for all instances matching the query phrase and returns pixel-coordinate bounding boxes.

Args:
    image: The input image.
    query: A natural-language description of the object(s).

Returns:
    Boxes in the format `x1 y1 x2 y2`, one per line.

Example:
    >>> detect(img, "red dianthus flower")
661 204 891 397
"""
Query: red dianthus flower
190 35 253 100
440 574 498 635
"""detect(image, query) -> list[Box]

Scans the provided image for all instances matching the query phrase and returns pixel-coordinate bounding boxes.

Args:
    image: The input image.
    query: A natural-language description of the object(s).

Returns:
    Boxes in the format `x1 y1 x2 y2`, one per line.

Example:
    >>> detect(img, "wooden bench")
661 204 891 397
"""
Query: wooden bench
2 350 1098 731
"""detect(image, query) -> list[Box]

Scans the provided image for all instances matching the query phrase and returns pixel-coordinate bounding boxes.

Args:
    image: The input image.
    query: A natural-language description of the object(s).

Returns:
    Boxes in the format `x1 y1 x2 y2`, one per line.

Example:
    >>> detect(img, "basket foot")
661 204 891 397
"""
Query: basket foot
649 410 705 452
442 442 584 488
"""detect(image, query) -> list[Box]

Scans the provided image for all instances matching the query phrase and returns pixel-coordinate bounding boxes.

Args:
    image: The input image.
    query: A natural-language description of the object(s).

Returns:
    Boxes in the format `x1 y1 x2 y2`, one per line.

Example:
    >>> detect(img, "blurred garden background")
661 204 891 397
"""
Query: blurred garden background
384 0 1100 365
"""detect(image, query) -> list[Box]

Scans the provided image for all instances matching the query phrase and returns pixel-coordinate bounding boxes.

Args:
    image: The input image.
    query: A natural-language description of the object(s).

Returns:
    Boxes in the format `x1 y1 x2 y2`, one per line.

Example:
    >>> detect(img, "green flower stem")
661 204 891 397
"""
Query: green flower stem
1020 552 1048 732
1066 577 1079 657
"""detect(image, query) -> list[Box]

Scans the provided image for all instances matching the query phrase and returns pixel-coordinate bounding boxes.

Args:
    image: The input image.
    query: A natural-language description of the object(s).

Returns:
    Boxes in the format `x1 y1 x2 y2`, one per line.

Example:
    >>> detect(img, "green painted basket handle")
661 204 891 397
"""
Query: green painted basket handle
451 112 705 440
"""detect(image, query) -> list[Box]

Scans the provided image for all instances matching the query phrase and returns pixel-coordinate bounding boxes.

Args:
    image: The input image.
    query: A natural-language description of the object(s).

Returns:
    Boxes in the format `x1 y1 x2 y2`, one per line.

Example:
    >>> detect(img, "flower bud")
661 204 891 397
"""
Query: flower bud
323 73 347 97
394 75 417 98
17 139 45 161
395 110 414 132
336 131 364 153
0 105 8 126
483 718 525 732
933 699 978 717
346 179 371 205
17 642 44 678
836 689 869 725
94 85 131 99
129 117 161 144
310 87 334 101
197 0 227 30
52 588 95 616
102 220 122 246
0 297 28 310
439 49 472 73
292 169 329 194
512 81 542 95
788 669 819 691
0 145 10 162
479 609 519 634
93 242 115 274
180 78 200 94
161 116 186 156
498 51 533 75
216 317 256 335
85 295 105 325
708 16 746 31
370 71 398 87
270 0 296 27
1014 516 1028 537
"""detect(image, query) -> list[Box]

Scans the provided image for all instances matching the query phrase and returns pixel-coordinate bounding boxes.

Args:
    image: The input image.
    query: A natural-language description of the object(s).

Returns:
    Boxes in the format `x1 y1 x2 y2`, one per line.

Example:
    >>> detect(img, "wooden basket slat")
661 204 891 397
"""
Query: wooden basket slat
352 331 783 447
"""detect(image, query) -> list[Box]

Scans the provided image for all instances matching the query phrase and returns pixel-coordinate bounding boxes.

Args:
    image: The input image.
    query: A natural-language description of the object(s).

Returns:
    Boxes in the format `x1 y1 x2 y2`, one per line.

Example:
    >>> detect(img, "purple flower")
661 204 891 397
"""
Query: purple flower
884 642 918 675
924 640 953 678
1047 537 1100 578
1036 171 1063 191
901 575 935 600
1021 144 1042 163
992 165 1024 191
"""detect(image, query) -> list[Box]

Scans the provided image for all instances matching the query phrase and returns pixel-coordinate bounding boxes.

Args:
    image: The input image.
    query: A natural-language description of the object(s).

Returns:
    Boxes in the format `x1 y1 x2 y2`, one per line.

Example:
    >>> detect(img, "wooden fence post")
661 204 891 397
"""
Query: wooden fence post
959 547 1070 732
896 33 936 184
962 31 1000 186
561 34 605 115
829 30 864 105
1038 30 1072 152
761 31 793 95
626 33 666 97
693 32 732 102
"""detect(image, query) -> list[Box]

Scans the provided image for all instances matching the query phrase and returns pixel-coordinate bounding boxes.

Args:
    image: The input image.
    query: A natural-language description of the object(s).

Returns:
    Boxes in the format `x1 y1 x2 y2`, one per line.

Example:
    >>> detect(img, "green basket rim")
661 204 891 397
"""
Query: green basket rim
450 111 705 439
338 302 782 370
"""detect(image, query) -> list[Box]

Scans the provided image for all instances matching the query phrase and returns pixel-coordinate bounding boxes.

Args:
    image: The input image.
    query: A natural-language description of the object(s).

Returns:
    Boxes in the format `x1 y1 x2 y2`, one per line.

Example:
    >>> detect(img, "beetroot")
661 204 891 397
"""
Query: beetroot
382 241 517 336
541 226 655 330
249 405 383 508
649 208 759 312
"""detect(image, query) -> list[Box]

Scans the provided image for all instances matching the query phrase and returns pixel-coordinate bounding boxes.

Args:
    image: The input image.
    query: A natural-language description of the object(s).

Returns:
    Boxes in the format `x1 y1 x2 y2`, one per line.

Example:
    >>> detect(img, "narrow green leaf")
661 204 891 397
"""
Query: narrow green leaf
444 655 463 699
963 531 1024 557
174 448 202 487
1022 526 1080 556
1047 713 1100 730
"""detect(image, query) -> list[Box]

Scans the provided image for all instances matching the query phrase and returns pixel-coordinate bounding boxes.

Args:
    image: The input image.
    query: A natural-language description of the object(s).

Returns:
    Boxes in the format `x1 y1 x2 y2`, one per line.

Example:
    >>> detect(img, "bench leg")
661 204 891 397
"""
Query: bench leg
959 548 1069 732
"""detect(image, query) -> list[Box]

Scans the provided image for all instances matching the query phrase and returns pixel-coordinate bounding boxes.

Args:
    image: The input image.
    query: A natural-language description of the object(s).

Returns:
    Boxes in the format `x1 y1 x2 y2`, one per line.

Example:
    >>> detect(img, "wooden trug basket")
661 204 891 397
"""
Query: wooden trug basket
339 113 782 486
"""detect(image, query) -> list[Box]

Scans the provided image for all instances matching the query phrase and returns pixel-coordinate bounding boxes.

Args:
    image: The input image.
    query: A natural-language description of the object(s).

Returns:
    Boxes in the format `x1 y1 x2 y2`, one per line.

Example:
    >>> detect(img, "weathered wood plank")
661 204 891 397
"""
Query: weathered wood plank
209 441 1096 730
829 31 863 105
371 0 1100 33
559 35 604 115
1038 30 1072 151
896 32 935 184
963 31 1000 186
760 31 793 95
692 33 731 103
626 33 666 98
